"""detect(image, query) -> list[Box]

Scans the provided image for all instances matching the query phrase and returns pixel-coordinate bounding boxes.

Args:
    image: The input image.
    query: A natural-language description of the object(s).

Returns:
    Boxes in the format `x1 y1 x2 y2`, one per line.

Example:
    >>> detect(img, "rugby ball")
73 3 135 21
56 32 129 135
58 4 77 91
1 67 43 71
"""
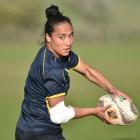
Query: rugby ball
98 94 138 125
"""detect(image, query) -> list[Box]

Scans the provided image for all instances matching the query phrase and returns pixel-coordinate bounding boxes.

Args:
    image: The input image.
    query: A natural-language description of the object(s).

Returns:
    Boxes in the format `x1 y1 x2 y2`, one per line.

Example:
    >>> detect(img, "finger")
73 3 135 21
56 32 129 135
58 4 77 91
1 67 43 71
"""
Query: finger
124 95 132 102
104 116 112 125
110 88 118 96
111 93 117 99
104 121 112 125
114 94 132 102
115 90 132 102
120 95 132 102
102 118 112 125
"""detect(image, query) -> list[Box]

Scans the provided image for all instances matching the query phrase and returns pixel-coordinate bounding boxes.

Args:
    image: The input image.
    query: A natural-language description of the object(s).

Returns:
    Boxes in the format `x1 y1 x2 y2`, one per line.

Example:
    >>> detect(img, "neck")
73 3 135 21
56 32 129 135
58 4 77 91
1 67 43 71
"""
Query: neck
46 43 60 58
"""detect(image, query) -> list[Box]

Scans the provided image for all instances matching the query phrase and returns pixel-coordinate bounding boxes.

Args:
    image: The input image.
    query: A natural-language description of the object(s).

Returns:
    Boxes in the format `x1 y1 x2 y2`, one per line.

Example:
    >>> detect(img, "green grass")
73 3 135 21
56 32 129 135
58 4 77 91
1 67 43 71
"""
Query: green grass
0 40 140 140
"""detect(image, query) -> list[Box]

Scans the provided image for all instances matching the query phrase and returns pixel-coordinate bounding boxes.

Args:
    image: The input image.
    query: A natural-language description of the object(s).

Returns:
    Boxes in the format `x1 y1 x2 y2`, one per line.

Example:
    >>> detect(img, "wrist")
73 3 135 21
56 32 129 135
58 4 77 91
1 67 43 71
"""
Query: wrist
92 107 98 115
108 87 116 94
87 108 97 116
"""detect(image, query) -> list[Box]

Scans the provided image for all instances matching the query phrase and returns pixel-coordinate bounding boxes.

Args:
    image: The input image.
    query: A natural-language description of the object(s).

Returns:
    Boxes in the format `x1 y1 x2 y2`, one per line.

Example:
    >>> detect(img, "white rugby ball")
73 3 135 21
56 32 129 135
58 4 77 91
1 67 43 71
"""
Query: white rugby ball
98 94 138 125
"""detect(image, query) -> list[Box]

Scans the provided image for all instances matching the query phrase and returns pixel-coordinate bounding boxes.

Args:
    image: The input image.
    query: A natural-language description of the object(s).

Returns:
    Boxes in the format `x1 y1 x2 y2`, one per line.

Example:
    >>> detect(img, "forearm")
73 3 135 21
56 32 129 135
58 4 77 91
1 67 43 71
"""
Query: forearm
73 106 111 124
84 66 115 93
73 107 97 119
48 98 112 124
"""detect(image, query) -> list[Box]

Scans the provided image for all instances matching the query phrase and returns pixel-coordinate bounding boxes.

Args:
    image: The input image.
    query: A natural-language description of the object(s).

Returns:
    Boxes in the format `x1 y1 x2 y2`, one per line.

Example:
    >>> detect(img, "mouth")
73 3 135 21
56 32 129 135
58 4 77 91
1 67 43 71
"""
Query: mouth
64 48 71 51
66 48 70 51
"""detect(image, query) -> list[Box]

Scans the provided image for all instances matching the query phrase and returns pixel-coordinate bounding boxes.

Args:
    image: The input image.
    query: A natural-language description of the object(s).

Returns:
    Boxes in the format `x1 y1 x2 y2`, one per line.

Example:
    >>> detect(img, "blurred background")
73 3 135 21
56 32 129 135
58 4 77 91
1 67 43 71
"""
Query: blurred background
0 0 140 140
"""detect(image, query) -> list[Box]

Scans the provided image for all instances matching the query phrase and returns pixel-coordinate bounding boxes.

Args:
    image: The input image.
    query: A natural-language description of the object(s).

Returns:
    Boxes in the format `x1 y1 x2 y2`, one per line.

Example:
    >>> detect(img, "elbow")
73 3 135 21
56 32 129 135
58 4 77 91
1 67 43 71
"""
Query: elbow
49 101 75 124
50 114 63 124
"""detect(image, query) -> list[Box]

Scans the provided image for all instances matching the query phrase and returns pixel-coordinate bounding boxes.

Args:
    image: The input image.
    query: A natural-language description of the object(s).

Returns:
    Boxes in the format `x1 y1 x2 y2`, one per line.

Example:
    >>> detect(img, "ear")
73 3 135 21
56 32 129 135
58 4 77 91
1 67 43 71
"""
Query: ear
46 33 52 43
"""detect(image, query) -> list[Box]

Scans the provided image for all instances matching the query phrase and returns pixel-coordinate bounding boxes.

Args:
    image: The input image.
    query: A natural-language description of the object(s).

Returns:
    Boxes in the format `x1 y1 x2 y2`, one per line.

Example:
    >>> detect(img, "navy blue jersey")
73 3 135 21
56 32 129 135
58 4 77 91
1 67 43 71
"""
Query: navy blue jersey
16 47 79 133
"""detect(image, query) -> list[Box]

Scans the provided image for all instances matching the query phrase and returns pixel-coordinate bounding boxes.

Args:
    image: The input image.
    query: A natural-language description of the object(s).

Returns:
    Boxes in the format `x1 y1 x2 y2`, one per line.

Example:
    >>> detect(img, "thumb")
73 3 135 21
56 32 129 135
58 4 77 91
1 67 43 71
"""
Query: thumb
104 105 112 111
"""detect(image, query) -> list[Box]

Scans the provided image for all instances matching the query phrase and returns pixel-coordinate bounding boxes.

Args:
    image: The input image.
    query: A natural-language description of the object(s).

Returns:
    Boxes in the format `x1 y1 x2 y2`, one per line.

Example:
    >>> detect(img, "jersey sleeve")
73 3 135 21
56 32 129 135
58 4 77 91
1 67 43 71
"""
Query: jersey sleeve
42 68 67 98
65 51 80 69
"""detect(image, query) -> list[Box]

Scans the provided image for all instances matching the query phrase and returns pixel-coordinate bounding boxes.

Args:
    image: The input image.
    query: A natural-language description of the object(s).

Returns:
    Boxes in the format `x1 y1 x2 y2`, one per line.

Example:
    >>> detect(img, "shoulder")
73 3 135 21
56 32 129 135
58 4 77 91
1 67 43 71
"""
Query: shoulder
61 51 80 69
43 47 61 69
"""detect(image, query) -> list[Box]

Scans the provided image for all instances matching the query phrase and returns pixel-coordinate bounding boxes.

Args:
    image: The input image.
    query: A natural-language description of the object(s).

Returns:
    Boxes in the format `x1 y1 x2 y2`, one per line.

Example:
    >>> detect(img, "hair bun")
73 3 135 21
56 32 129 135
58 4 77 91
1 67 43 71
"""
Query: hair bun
45 5 62 19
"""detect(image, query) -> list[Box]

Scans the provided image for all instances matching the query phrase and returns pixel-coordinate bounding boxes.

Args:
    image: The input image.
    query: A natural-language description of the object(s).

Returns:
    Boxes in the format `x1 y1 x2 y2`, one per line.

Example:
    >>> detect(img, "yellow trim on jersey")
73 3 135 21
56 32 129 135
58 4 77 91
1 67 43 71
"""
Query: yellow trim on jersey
45 93 66 110
43 48 46 78
72 56 80 70
46 99 50 110
47 93 66 99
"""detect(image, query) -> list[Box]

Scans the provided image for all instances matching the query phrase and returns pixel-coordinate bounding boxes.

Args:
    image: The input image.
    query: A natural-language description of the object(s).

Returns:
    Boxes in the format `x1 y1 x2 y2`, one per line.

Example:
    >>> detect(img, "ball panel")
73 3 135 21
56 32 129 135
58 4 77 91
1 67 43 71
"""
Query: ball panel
130 102 138 116
98 94 138 125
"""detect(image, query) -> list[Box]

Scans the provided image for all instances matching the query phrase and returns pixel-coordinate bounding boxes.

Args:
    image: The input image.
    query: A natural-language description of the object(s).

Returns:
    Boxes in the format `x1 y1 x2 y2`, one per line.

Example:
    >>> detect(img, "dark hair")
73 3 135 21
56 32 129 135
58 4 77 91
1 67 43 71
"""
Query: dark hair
45 5 72 36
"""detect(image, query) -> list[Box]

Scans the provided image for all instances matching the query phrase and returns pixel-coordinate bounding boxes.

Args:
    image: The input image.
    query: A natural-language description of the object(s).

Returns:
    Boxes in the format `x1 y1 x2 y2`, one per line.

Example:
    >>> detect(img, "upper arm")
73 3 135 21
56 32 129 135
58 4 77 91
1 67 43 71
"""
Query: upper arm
43 68 67 109
74 58 90 76
48 96 75 124
47 96 65 108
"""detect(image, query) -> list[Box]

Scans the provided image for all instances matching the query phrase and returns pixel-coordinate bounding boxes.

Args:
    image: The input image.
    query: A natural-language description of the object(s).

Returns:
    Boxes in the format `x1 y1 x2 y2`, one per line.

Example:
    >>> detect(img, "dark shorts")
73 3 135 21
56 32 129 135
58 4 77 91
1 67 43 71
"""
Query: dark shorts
15 128 66 140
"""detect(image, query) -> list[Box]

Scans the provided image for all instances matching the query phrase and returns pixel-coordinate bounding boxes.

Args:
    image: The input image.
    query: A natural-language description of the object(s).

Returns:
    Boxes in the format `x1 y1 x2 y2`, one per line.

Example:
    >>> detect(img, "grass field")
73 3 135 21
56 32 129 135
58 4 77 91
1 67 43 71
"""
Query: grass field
0 40 140 140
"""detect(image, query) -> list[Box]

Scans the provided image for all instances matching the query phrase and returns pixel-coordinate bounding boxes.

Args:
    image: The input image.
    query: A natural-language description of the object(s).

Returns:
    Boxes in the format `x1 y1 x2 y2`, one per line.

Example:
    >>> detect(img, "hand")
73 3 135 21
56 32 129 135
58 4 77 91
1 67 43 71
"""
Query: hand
94 105 112 124
109 88 132 102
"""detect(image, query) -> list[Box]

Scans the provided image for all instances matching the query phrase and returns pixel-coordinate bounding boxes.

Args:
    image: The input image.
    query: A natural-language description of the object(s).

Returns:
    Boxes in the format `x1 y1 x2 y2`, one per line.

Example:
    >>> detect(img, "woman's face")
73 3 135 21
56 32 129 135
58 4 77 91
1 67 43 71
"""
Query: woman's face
46 22 74 57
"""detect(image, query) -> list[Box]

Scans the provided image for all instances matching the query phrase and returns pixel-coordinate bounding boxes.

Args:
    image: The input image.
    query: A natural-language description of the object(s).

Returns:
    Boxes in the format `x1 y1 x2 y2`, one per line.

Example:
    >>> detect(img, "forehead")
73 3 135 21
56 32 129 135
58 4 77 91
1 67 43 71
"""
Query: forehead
52 22 73 35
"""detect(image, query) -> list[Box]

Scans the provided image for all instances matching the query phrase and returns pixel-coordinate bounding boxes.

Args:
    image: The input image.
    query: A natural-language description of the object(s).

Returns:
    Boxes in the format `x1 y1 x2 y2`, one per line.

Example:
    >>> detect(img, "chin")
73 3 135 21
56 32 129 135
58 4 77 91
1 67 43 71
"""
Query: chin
61 51 70 57
63 52 70 56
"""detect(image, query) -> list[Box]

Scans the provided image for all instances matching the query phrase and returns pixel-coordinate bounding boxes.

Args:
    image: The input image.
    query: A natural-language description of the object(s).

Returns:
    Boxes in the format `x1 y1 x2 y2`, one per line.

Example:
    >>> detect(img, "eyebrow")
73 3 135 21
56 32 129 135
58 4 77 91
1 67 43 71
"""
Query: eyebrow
58 31 74 36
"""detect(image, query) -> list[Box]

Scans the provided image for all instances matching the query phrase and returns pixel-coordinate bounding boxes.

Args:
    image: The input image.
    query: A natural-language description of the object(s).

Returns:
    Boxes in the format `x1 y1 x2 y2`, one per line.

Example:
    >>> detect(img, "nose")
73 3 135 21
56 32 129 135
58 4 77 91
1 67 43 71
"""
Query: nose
65 37 73 46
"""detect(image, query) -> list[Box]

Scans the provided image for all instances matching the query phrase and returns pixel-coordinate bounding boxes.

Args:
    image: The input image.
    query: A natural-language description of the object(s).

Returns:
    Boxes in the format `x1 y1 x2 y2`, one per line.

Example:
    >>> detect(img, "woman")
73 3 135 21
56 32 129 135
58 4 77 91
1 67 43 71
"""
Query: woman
15 5 130 140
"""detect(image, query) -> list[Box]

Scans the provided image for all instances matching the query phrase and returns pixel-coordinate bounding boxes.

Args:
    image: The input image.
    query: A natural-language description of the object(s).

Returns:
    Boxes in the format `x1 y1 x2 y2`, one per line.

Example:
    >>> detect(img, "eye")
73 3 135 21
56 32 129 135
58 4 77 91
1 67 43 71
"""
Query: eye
59 36 65 40
69 33 74 38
